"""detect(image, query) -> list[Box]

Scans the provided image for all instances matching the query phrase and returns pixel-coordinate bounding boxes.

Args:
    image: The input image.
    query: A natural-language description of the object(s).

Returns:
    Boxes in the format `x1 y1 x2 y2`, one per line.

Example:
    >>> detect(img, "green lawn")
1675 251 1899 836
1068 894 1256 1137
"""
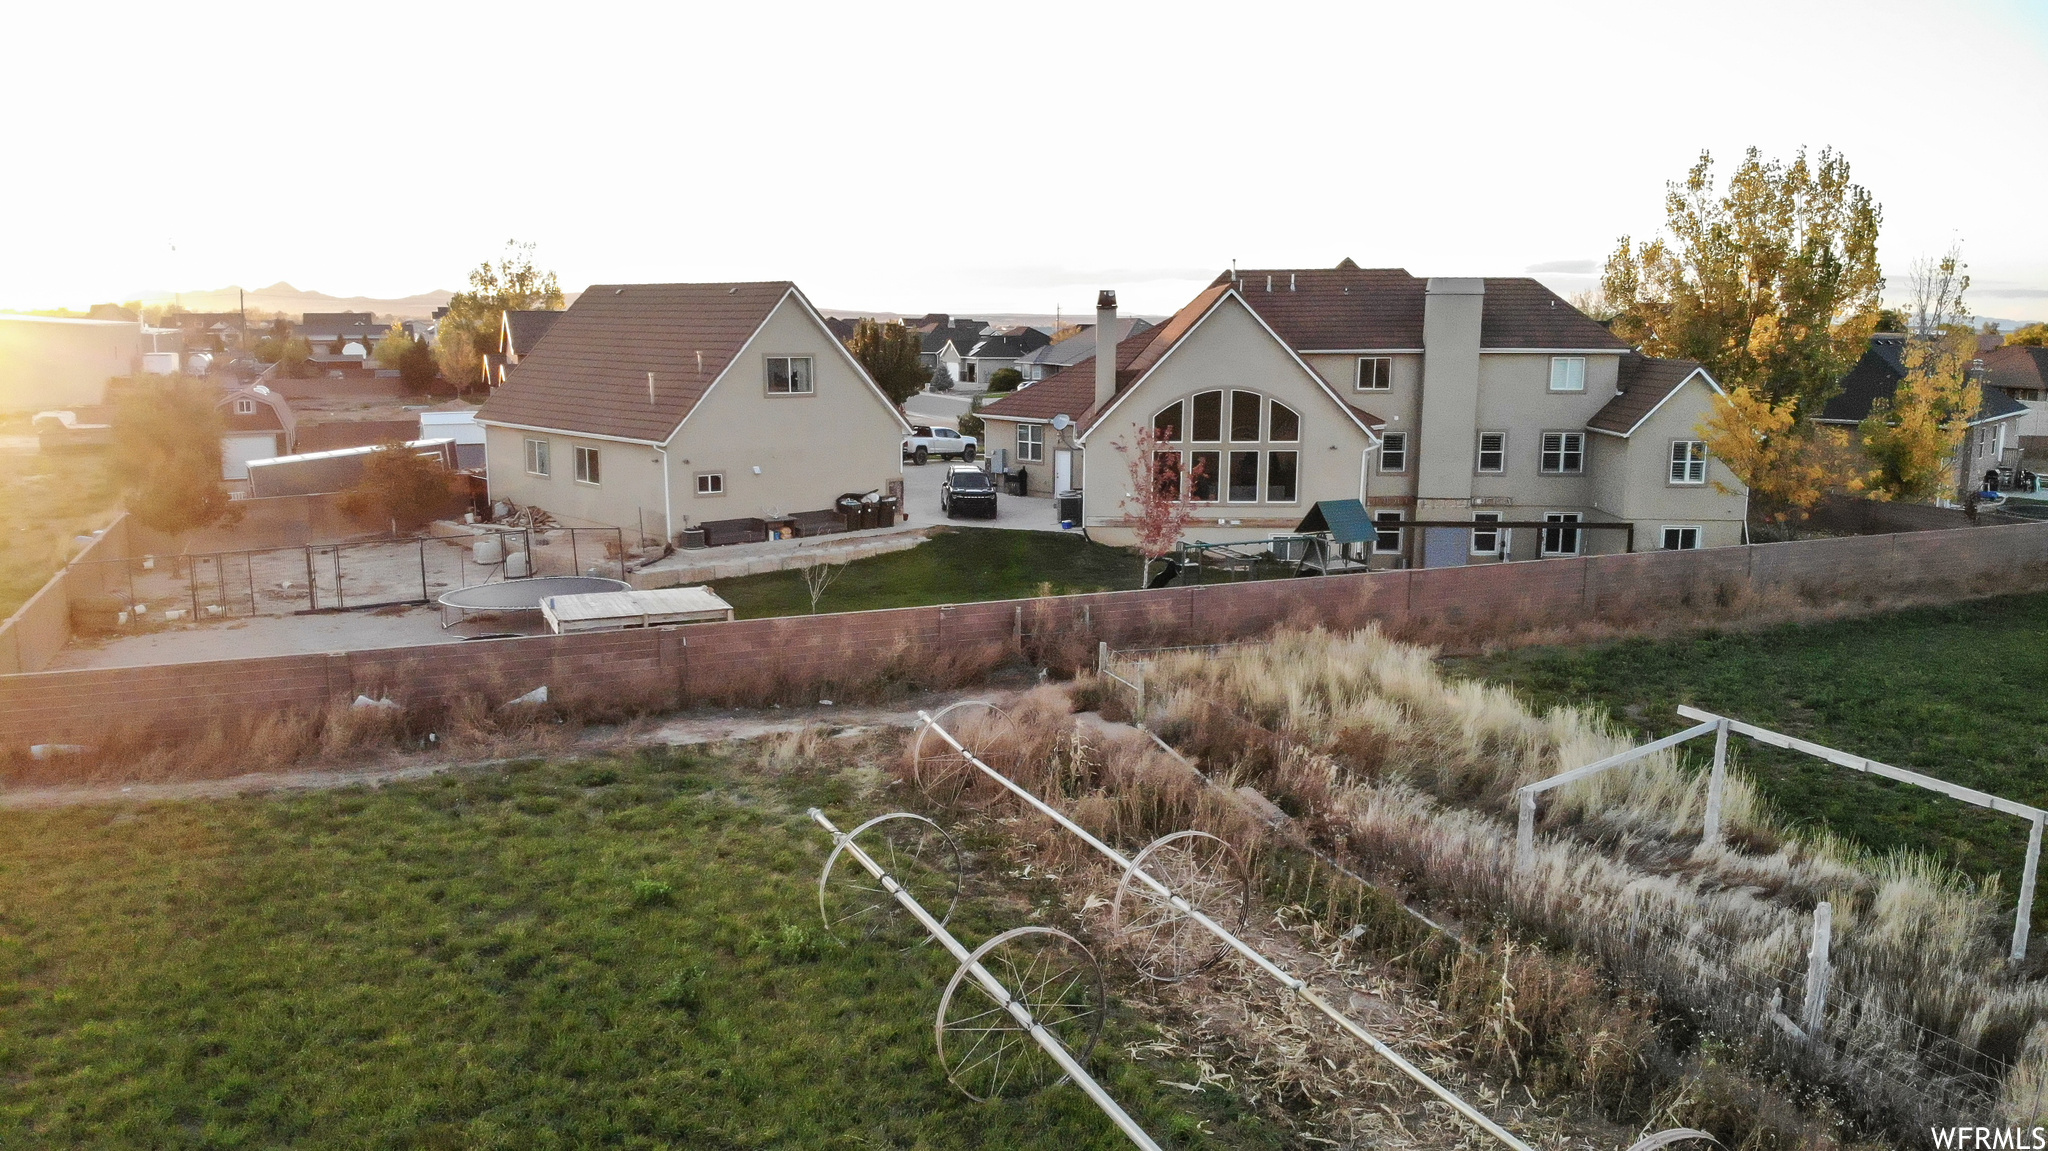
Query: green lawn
712 528 1147 619
0 739 1281 1149
0 432 120 619
1455 592 2048 883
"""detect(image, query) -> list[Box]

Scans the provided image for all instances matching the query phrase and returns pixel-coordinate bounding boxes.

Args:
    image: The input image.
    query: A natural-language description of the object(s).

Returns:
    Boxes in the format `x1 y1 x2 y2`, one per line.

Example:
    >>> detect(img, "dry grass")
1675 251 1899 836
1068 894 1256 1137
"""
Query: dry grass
1112 625 2043 1136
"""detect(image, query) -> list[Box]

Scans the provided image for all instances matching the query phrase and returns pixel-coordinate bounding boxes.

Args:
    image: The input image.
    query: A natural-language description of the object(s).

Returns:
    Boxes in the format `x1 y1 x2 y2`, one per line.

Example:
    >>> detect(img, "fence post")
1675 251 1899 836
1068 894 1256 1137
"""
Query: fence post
1703 717 1729 849
2016 815 2044 962
1515 788 1536 872
1802 901 1833 1038
1134 665 1146 723
1098 641 1108 675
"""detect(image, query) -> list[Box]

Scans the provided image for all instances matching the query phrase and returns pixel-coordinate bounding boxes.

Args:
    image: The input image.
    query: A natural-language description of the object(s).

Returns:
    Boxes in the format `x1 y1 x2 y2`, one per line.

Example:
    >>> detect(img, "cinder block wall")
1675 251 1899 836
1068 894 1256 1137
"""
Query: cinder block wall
5 522 2048 746
0 514 132 676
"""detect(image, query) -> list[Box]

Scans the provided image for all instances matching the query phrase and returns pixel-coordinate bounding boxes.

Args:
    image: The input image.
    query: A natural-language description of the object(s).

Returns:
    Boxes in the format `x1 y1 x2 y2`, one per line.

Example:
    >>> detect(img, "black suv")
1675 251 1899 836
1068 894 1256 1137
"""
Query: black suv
939 465 998 519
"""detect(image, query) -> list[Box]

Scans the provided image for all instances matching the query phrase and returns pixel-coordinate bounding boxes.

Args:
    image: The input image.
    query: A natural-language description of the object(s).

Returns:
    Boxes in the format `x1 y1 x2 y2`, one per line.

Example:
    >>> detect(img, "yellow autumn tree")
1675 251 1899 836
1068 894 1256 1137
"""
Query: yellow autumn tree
1697 387 1862 532
1859 338 1982 503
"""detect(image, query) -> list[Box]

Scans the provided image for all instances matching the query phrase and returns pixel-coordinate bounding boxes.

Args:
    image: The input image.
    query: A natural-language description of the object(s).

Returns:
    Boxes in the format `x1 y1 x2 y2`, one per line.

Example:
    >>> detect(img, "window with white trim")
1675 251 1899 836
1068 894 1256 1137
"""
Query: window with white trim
765 355 814 395
1471 512 1501 555
1356 356 1391 391
1380 432 1408 473
696 472 724 496
1669 440 1707 484
1541 512 1581 556
574 445 601 485
1476 431 1506 473
234 398 255 415
1539 431 1584 474
1190 391 1222 442
1266 450 1298 502
1017 423 1044 463
1372 511 1404 554
1549 356 1586 393
1268 401 1299 442
524 438 550 477
1660 525 1702 550
1227 451 1259 502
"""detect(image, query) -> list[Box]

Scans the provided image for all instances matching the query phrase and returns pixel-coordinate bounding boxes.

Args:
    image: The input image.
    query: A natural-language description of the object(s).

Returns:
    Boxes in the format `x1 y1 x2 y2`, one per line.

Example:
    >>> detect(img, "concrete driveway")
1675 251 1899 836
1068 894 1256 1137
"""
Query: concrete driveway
898 457 1071 534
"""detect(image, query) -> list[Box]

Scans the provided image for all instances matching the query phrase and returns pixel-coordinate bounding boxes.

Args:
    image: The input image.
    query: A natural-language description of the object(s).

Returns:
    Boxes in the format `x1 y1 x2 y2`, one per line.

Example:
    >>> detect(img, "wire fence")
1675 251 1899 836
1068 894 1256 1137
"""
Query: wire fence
1097 642 2028 1137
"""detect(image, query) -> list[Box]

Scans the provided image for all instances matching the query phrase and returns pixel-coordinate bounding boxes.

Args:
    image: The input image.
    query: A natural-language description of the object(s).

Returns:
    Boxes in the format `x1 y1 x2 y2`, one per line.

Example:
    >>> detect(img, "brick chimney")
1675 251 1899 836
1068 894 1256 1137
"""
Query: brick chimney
1094 290 1117 409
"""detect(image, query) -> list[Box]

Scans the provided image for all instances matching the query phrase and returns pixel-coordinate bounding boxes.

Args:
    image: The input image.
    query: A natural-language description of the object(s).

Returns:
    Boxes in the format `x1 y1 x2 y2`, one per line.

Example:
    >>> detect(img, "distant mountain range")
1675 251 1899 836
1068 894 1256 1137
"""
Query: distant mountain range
133 282 457 319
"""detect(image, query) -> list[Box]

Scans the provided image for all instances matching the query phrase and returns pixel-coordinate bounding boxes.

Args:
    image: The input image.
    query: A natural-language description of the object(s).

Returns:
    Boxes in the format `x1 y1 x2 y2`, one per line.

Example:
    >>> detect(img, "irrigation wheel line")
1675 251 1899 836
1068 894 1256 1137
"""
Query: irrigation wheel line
916 708 1726 1151
805 808 1165 1151
1110 830 1251 983
817 812 964 944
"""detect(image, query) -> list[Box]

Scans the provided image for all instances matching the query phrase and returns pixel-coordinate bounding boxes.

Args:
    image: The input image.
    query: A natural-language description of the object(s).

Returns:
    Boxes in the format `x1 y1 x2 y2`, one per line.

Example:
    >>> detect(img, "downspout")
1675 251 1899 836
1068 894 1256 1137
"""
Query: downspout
655 443 675 546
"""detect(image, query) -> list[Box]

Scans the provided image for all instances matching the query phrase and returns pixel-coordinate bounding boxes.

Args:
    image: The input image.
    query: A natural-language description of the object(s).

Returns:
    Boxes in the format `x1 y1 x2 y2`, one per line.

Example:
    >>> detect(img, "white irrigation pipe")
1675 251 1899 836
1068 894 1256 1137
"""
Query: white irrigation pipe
805 808 1163 1151
915 712 1539 1151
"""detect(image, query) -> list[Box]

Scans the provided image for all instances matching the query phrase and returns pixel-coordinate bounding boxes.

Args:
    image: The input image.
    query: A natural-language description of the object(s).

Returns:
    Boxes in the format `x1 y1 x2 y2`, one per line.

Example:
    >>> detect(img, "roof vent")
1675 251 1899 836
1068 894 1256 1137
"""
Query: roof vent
614 288 623 295
1266 275 1273 293
1290 273 1296 291
728 287 738 295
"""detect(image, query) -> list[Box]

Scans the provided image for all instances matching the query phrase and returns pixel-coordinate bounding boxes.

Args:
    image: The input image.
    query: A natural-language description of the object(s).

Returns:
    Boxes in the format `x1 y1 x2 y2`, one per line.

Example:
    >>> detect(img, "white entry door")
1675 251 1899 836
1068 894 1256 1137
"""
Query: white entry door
1054 450 1073 492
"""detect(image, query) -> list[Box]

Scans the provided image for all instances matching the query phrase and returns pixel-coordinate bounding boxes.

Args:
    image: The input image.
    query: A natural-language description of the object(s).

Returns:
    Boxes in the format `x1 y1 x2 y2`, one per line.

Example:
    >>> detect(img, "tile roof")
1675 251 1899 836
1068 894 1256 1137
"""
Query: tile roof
966 332 1048 360
300 312 386 340
1978 345 2048 399
1588 354 1713 435
1210 265 1630 351
476 282 795 442
1818 334 2028 425
502 309 564 357
922 321 987 356
976 327 1161 424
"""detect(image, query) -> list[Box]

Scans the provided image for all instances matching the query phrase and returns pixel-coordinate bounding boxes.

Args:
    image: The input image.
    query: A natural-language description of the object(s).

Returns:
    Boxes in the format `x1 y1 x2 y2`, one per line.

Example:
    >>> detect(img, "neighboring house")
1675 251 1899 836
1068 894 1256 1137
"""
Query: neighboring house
1816 333 2029 493
163 312 247 352
0 314 141 410
300 312 388 359
1016 318 1154 383
216 383 296 479
917 316 988 385
822 316 859 342
977 262 1745 562
476 281 911 543
964 326 1051 387
1975 344 2048 446
500 309 563 367
420 409 486 470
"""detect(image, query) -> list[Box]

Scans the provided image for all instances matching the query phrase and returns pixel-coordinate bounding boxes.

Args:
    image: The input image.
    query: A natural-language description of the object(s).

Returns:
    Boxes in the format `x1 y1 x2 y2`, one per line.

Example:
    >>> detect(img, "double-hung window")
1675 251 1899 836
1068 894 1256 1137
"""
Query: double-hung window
1661 525 1702 550
1356 356 1391 391
1380 432 1408 473
1471 512 1502 555
1372 511 1404 554
1669 440 1707 484
524 438 551 477
574 445 601 485
765 356 814 395
1539 431 1584 475
1476 431 1506 474
1541 512 1581 556
1017 424 1044 463
696 472 724 496
1549 356 1586 393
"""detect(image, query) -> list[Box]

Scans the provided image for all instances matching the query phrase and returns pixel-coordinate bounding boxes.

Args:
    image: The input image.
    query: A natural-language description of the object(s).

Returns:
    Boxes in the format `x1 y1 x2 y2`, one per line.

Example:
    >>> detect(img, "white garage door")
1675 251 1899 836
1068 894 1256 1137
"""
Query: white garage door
222 433 280 480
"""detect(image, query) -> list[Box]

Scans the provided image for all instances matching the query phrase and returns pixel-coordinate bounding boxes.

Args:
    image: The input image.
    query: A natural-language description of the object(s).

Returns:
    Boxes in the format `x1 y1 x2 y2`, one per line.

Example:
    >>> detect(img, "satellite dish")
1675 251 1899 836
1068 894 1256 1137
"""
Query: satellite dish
1051 414 1071 431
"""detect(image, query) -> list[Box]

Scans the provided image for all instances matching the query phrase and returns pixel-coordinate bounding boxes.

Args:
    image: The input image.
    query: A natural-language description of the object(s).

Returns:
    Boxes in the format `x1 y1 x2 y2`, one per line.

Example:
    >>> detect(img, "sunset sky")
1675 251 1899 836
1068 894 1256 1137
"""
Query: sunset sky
5 0 2045 320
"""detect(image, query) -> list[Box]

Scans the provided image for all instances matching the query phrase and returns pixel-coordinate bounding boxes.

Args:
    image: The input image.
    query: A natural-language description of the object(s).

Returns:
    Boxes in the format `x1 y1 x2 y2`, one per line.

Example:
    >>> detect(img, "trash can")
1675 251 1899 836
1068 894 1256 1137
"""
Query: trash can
877 496 900 525
1057 490 1083 526
1004 467 1029 496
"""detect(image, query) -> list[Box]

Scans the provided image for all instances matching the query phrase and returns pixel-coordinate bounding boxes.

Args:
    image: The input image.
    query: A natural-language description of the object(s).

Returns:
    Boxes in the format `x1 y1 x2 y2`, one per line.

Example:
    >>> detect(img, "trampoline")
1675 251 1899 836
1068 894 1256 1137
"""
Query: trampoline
437 576 631 628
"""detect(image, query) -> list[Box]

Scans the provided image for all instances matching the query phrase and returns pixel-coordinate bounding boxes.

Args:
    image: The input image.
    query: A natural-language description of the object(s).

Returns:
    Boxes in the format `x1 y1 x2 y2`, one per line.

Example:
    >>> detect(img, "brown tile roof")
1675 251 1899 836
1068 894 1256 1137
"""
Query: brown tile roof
501 309 563 357
1979 345 2048 399
1588 354 1713 436
477 282 795 442
1210 265 1629 351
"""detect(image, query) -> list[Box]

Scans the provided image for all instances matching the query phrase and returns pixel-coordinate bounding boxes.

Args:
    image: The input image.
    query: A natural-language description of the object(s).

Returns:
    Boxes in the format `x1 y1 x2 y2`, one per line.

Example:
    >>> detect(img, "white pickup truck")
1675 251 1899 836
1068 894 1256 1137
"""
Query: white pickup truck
901 424 977 465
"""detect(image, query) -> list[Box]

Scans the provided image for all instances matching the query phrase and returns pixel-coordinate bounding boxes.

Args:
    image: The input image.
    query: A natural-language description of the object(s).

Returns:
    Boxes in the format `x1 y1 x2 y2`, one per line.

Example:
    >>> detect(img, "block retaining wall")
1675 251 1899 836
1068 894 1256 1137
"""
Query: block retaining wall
5 521 2048 747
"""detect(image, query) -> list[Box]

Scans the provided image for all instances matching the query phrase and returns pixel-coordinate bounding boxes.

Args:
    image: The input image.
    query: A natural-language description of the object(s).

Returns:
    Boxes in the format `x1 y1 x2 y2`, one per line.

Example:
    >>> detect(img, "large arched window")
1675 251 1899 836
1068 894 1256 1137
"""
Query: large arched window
1149 393 1301 505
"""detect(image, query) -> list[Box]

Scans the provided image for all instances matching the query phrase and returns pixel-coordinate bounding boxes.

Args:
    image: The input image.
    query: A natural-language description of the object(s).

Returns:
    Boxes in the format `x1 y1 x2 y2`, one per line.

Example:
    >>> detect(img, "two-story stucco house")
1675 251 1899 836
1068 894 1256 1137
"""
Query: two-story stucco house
475 282 911 544
977 261 1747 563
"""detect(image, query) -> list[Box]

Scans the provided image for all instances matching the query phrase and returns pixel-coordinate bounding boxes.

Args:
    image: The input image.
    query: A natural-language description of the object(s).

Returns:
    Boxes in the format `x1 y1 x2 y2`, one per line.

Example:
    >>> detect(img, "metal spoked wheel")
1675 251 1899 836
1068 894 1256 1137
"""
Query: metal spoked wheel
817 812 964 944
1111 830 1251 982
912 700 1020 808
936 926 1106 1102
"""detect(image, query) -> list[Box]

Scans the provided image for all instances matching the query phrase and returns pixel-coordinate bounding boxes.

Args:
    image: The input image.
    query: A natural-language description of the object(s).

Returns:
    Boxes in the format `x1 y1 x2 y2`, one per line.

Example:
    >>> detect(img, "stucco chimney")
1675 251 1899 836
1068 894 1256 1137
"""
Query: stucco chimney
1416 277 1486 508
1094 290 1117 409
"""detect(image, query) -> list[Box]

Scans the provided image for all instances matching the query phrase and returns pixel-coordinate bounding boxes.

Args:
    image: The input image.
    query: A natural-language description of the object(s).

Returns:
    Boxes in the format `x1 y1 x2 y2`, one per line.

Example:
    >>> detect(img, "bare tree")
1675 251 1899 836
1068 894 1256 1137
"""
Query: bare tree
1909 243 1972 343
798 561 845 614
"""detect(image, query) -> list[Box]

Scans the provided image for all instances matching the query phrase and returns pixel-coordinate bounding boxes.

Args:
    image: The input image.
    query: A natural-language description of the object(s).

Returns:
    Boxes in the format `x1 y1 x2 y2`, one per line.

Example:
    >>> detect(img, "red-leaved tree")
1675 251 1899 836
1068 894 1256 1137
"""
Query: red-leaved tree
1111 425 1207 587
